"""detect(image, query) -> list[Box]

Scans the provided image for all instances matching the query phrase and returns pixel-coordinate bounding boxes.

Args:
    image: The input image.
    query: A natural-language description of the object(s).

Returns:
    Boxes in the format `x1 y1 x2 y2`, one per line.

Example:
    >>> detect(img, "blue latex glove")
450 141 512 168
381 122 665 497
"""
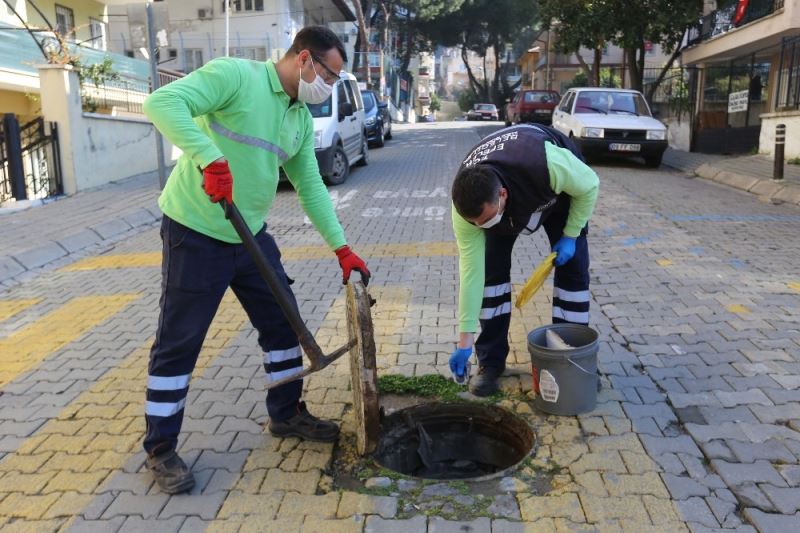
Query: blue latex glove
553 236 576 266
449 347 473 383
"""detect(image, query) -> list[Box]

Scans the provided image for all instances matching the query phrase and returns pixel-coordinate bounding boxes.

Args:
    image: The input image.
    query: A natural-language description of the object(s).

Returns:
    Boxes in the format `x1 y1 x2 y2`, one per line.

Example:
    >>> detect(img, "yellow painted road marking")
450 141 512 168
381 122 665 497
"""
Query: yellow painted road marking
61 242 459 272
656 259 673 267
726 304 750 314
0 298 41 321
0 292 248 523
0 295 139 389
788 282 800 293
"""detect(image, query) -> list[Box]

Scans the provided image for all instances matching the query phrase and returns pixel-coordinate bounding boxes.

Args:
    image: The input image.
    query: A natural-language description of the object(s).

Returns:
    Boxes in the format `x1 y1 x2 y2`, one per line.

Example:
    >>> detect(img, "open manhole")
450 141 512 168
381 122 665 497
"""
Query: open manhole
345 282 535 481
373 402 535 480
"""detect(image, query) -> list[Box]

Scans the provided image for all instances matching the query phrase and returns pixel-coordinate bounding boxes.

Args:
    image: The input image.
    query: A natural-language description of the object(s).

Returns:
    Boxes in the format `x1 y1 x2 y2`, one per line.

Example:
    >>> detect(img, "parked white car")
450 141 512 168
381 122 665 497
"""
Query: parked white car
306 71 369 185
552 88 668 167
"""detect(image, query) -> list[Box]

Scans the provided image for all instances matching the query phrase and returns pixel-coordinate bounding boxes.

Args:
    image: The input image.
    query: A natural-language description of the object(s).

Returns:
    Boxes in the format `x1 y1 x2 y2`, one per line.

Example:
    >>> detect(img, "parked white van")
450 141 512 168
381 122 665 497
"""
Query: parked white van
306 71 369 185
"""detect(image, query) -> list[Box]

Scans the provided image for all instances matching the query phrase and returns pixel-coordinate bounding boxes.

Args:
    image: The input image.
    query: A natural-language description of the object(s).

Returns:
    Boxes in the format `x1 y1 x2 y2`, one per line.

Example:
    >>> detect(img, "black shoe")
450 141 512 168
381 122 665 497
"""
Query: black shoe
269 401 340 442
146 450 195 494
469 366 503 397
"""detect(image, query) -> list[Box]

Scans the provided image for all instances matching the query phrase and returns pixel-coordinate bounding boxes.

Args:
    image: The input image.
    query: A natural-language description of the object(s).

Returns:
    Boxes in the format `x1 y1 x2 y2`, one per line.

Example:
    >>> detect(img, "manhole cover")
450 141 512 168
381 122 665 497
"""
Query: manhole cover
346 281 379 455
374 402 535 480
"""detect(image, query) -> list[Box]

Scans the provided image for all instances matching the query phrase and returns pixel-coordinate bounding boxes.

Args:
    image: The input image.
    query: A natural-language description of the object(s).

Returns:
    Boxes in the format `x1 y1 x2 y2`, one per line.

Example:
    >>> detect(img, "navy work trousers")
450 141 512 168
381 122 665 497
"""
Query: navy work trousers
475 197 591 371
144 216 303 456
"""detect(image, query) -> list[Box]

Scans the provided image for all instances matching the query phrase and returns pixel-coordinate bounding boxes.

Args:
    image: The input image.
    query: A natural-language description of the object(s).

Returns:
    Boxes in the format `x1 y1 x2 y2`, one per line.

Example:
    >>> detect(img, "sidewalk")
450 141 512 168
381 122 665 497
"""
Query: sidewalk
0 171 163 287
663 148 800 206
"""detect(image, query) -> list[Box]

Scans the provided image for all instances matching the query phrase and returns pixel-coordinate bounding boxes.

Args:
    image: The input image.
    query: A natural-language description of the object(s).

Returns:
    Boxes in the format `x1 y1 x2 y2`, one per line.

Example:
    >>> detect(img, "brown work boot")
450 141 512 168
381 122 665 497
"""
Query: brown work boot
146 449 195 494
269 401 340 442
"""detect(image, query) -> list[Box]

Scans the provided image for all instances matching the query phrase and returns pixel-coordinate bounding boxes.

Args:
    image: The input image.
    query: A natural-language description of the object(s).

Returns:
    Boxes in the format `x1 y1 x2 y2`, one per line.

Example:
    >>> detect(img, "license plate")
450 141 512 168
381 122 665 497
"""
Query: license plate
536 109 550 114
609 143 641 152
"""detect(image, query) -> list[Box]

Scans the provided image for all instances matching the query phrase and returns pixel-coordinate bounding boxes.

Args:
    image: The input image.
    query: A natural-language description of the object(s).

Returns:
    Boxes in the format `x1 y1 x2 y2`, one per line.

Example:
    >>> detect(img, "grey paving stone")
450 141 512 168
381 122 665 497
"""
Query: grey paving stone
365 515 427 532
487 494 520 520
727 439 796 464
64 517 126 533
118 516 185 533
736 484 776 512
491 519 529 533
668 392 720 409
102 493 170 519
97 472 154 495
712 460 787 488
686 526 756 533
429 516 491 533
0 255 26 280
177 517 209 532
662 473 711 499
686 423 748 442
160 492 226 520
13 242 67 269
57 229 102 253
90 219 133 240
122 208 157 228
193 450 249 473
641 435 703 457
743 508 800 533
759 484 800 514
714 389 773 408
778 465 800 487
706 495 739 526
676 497 721 528
698 406 759 424
621 402 677 421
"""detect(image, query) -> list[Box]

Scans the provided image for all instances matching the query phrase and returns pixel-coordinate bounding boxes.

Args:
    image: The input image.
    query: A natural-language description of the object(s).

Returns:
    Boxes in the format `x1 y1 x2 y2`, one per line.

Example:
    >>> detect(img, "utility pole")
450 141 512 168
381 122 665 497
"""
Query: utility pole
225 0 230 56
146 1 167 188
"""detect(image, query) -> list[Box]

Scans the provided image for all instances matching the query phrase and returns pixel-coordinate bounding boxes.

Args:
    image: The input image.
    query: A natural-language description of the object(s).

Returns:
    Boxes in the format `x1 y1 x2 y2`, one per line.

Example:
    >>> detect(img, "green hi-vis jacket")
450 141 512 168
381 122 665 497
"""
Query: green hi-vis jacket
143 58 346 248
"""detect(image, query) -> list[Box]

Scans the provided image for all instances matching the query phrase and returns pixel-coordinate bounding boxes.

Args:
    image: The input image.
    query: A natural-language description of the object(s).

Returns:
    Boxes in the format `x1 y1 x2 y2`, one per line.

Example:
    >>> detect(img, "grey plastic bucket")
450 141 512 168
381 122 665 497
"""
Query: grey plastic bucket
527 324 599 416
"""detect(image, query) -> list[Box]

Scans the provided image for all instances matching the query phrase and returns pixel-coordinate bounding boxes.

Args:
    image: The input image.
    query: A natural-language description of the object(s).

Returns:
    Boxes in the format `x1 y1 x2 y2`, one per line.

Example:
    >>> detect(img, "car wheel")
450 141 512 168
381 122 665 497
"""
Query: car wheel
356 134 369 167
384 120 392 140
324 145 349 185
504 119 511 127
375 124 385 148
645 154 663 168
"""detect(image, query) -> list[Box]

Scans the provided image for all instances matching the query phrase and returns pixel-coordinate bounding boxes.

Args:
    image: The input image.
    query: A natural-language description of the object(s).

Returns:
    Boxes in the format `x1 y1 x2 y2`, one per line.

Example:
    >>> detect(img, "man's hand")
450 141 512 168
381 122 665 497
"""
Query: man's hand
335 245 371 285
553 236 576 266
449 346 473 384
202 159 233 204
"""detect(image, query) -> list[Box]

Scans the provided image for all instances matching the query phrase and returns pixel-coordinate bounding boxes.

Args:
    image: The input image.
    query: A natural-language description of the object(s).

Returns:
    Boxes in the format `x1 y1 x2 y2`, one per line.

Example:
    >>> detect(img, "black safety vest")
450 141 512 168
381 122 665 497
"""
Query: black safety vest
458 124 584 236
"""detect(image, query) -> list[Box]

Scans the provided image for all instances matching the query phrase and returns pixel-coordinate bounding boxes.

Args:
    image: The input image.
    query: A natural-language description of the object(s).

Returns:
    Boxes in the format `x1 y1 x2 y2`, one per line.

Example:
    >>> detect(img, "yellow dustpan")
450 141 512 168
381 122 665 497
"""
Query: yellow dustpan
515 252 557 309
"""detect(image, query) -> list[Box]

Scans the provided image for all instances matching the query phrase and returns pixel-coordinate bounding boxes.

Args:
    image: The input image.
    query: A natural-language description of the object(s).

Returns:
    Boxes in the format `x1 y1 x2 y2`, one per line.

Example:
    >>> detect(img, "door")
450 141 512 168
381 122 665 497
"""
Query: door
338 81 360 159
553 91 575 134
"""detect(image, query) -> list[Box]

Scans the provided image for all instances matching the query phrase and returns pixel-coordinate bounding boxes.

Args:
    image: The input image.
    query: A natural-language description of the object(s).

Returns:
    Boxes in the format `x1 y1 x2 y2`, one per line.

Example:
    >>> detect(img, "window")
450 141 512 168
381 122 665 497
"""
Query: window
524 91 559 103
560 92 575 113
168 49 178 60
222 0 265 12
89 18 106 50
231 47 267 61
337 81 348 106
55 4 75 38
183 49 203 72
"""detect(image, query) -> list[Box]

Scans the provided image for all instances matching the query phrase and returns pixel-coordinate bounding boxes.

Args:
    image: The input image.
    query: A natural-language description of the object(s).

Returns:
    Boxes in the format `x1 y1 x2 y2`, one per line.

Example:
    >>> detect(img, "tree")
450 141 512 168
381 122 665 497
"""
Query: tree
417 0 538 109
539 0 616 87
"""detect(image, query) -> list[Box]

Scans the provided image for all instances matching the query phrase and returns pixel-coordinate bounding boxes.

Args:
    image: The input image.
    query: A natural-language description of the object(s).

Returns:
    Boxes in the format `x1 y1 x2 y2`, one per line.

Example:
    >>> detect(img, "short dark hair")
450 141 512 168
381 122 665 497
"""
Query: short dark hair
451 165 502 219
289 26 347 64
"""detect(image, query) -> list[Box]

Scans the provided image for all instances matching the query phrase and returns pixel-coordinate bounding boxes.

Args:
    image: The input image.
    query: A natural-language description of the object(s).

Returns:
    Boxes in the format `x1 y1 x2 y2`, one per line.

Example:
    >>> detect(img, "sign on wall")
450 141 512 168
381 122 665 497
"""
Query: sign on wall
728 89 749 113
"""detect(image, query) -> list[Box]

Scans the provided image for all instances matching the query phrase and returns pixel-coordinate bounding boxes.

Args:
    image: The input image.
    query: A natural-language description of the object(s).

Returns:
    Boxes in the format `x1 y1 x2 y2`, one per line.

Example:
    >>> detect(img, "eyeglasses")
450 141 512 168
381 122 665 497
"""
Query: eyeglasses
311 54 339 85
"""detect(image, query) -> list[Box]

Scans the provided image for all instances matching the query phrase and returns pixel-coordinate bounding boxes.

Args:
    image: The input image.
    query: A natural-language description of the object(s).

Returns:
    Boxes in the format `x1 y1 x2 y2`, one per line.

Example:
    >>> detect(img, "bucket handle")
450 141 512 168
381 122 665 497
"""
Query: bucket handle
568 357 596 376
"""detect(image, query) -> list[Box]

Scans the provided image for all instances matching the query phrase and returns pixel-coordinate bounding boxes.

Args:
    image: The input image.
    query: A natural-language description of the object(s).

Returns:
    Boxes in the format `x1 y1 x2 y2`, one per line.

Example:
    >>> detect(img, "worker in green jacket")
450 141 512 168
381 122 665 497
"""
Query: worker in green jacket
141 26 370 494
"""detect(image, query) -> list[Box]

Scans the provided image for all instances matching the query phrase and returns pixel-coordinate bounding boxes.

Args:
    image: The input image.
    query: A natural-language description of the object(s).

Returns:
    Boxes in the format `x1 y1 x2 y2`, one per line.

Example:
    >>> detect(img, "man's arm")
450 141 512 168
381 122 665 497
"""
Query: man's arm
545 142 600 237
142 58 242 170
452 204 485 339
281 116 346 250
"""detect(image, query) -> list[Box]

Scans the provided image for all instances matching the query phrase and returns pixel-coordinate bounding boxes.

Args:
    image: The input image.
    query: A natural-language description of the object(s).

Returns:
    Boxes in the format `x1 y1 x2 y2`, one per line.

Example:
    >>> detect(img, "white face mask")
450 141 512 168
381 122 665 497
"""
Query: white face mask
479 209 504 229
478 196 505 228
298 57 333 104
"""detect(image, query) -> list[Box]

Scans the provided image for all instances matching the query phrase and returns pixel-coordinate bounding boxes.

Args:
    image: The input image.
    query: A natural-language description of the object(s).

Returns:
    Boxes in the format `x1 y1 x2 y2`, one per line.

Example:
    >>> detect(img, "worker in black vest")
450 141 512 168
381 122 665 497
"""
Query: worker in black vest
449 124 599 396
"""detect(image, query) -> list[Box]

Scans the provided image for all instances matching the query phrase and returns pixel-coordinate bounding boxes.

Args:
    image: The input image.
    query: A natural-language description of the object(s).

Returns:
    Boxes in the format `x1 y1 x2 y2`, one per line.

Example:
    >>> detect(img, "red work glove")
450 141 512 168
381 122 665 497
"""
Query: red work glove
202 159 233 204
335 245 371 286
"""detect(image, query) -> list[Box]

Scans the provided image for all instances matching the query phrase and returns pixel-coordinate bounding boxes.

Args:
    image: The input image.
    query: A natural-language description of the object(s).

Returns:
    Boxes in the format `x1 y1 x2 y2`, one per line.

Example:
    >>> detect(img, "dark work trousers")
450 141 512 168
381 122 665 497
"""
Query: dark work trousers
475 198 590 371
144 216 303 456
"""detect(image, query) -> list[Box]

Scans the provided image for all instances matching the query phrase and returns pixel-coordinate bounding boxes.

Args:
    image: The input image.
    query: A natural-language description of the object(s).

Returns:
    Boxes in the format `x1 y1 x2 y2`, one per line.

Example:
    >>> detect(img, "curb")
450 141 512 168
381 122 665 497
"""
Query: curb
0 206 162 285
692 164 800 207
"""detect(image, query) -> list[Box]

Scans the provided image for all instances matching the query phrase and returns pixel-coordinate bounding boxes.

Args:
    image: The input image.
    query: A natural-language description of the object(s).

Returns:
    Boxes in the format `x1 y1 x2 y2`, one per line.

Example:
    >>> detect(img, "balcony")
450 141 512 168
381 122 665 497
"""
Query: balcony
687 0 784 45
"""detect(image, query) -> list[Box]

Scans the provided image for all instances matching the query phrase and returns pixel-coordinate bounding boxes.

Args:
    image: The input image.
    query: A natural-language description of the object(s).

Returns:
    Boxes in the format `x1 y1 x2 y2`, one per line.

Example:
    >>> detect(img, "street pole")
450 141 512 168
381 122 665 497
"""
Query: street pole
546 30 551 91
225 0 230 57
146 1 167 189
774 124 785 181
